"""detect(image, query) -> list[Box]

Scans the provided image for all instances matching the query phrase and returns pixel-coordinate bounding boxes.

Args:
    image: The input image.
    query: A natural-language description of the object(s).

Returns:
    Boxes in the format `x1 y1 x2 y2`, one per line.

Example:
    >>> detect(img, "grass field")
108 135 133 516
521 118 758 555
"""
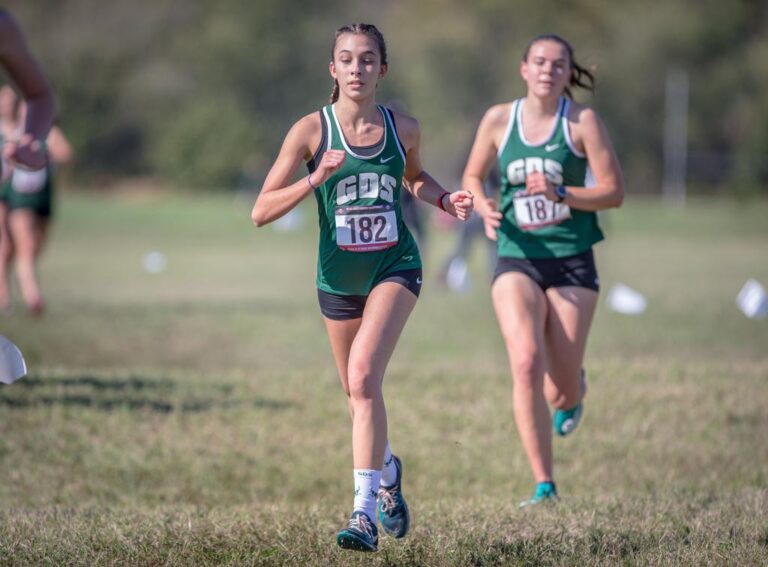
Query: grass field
1 191 767 566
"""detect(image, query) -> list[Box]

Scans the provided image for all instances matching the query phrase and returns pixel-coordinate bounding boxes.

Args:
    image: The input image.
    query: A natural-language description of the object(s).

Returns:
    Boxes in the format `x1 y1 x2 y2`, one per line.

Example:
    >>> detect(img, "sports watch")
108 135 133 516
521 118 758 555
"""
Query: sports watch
555 185 568 203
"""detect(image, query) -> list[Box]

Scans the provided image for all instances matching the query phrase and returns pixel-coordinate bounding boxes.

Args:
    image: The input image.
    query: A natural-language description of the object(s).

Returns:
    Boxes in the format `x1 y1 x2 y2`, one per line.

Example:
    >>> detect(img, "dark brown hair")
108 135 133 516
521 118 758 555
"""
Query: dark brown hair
523 34 595 99
329 23 388 104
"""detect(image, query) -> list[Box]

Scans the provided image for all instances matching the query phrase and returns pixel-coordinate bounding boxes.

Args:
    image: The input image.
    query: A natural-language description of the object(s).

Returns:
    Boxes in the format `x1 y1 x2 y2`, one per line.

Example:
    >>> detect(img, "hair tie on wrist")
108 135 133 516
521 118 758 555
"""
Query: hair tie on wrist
307 173 318 190
437 191 449 212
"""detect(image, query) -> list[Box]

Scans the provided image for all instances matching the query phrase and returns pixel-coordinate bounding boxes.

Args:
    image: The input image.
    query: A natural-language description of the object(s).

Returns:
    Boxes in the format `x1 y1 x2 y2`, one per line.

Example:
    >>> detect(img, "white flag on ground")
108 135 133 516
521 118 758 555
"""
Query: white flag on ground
142 251 167 274
606 283 647 315
0 336 27 385
736 279 767 320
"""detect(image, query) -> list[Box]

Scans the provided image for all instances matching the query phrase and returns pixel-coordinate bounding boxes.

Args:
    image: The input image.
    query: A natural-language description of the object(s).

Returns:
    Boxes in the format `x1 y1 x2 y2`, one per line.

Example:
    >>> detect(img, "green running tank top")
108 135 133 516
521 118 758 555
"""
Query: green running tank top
311 104 421 296
496 97 603 259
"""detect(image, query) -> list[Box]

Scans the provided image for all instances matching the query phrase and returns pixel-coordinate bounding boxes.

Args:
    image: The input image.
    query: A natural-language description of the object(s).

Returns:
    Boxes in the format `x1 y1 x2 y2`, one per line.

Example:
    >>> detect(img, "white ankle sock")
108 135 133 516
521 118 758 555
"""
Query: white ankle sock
381 442 398 487
353 469 381 520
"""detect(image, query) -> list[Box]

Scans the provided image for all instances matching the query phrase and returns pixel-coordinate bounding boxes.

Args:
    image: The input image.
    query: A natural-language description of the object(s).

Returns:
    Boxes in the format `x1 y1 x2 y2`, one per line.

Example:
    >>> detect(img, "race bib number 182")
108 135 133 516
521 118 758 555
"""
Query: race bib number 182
335 204 398 252
513 193 571 231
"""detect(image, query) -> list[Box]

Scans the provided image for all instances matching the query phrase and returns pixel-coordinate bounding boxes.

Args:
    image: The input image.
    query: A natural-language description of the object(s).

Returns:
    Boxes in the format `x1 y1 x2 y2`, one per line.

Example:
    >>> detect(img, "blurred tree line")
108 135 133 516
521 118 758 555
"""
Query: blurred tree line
3 0 767 194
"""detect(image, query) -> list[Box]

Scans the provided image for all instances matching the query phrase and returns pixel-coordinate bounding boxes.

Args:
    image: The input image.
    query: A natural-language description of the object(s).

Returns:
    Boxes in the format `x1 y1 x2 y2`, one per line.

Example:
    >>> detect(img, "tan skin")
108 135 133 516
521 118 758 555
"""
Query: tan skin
463 39 623 485
0 12 57 313
1 94 73 314
252 32 473 471
0 11 55 169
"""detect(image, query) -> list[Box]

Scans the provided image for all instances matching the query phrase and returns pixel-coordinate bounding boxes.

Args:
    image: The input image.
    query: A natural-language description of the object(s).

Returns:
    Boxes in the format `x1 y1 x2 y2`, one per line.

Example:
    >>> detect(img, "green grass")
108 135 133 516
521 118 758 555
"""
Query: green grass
1 191 767 565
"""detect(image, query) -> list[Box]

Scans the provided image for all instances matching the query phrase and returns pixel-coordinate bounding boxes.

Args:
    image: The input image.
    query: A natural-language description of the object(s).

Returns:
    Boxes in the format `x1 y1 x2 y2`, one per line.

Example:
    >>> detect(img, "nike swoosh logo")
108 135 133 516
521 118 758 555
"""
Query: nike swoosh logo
545 143 559 152
416 277 423 285
402 255 413 261
380 156 396 164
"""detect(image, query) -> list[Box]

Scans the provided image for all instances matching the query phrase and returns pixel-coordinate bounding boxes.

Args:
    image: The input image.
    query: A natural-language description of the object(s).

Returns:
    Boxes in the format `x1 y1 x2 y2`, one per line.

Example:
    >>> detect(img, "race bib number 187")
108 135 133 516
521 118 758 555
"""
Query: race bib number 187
335 204 398 252
513 193 571 231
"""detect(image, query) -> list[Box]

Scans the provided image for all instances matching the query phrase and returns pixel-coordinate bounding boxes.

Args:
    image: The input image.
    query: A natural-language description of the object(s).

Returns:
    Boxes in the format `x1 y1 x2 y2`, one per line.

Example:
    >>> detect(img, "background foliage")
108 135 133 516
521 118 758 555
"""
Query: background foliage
3 0 768 192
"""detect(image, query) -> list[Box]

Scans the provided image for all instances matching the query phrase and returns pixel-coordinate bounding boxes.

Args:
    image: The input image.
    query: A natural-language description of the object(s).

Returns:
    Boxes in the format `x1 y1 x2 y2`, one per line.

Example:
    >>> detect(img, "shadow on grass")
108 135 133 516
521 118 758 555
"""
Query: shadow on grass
16 376 177 391
0 374 295 414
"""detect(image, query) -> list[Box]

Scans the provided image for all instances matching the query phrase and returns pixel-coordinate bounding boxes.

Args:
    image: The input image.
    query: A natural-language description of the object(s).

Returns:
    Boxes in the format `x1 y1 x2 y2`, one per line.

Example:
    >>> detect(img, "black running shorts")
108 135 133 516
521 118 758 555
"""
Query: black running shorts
317 268 423 320
493 249 599 292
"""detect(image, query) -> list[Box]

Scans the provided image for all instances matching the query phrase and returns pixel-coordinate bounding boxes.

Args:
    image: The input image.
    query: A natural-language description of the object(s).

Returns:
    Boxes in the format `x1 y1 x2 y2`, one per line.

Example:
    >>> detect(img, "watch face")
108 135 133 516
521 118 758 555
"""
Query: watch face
556 185 567 198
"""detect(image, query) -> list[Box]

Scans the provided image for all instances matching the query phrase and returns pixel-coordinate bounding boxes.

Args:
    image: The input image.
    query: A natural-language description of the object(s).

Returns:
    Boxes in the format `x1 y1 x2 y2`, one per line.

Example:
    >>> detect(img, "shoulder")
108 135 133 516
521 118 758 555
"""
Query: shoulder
566 100 617 157
284 111 323 147
475 103 515 144
385 107 420 150
483 102 515 128
566 101 603 133
278 111 324 160
471 102 515 150
288 110 323 139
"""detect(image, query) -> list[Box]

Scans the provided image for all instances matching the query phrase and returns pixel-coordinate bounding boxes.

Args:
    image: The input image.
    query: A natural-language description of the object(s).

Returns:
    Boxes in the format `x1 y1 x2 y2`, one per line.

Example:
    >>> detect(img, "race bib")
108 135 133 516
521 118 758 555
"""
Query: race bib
513 193 570 231
11 167 47 194
335 204 398 252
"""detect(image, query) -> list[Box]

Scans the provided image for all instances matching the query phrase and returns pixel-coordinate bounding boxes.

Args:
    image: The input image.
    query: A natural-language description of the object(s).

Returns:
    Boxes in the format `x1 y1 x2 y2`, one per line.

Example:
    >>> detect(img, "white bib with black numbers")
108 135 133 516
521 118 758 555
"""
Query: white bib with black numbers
335 204 398 252
513 193 571 231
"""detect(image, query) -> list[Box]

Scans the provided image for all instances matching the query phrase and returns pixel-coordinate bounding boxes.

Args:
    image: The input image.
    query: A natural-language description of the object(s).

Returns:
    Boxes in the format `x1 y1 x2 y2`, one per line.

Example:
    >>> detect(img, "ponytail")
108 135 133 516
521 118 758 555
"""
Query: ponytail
329 80 340 104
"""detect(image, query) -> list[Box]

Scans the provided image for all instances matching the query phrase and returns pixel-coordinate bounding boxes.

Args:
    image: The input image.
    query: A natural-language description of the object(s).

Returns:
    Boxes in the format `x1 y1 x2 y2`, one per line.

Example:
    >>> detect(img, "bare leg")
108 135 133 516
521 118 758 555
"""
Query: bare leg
347 283 416 469
323 282 417 470
0 202 13 310
543 287 598 409
492 272 552 484
8 209 45 314
323 316 363 420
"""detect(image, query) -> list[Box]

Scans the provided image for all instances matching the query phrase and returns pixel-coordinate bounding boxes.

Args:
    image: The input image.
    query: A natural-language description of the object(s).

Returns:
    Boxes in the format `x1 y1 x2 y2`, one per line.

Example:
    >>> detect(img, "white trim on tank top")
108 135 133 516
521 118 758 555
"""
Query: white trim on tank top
561 98 586 158
329 104 387 160
516 97 566 147
321 107 333 152
497 100 519 158
382 107 406 163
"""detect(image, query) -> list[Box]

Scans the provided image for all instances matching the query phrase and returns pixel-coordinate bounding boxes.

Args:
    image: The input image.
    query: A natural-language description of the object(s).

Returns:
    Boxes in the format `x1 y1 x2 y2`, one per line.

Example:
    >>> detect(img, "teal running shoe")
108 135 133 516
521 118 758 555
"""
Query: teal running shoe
336 511 378 552
519 481 558 508
553 369 586 436
377 455 410 538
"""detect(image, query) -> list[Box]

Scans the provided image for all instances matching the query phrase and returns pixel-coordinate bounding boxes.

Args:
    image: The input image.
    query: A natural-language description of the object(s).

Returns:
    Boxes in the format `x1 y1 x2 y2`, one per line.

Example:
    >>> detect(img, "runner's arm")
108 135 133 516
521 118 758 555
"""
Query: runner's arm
525 107 624 211
462 105 507 238
398 113 473 221
251 114 341 227
0 11 56 168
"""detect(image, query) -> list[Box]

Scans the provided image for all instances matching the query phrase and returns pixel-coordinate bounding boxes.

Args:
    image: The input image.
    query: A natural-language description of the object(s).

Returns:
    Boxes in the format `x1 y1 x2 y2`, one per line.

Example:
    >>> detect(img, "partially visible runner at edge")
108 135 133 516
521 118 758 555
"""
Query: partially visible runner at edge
0 9 57 315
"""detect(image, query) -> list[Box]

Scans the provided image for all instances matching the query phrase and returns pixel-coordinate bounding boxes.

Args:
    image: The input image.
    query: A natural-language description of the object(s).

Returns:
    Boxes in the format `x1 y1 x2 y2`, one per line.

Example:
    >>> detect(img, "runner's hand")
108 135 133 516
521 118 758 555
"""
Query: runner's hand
479 197 501 241
524 171 557 201
310 149 346 186
4 134 46 170
445 190 474 221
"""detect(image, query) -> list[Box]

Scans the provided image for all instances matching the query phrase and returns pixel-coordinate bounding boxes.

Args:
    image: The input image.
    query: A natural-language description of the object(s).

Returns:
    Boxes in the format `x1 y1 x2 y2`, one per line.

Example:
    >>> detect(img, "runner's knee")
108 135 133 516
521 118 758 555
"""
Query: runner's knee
347 363 380 401
510 349 545 388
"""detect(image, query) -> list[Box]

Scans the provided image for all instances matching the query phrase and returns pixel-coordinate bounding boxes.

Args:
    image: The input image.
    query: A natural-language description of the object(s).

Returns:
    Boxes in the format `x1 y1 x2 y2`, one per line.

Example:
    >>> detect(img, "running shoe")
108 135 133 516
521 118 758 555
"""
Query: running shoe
336 511 378 552
553 369 586 437
519 481 558 508
377 455 410 538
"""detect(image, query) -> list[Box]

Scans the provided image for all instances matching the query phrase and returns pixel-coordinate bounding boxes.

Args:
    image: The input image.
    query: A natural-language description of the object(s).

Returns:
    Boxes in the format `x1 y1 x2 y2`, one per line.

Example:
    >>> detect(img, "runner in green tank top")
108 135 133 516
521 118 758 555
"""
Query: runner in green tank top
463 34 624 507
251 23 473 553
